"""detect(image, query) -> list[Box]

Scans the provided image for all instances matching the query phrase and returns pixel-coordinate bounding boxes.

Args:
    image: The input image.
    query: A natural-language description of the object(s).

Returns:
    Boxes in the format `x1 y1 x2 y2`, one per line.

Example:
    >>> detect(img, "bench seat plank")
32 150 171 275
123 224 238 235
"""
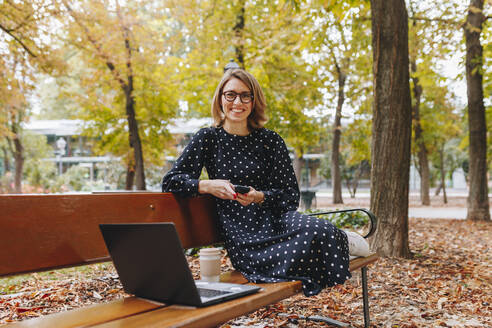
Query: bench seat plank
349 253 379 271
92 281 303 328
0 297 160 328
0 271 256 328
218 270 249 284
0 256 378 328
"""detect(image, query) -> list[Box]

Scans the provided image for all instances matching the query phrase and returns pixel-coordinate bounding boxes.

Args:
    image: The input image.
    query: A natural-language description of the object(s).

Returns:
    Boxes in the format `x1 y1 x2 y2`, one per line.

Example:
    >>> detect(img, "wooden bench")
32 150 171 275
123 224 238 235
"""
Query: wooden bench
0 192 378 328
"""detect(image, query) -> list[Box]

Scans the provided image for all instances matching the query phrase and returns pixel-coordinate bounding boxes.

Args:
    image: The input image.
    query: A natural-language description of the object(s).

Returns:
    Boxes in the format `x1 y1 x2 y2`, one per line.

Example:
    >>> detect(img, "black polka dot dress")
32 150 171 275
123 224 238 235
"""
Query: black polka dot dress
162 127 351 296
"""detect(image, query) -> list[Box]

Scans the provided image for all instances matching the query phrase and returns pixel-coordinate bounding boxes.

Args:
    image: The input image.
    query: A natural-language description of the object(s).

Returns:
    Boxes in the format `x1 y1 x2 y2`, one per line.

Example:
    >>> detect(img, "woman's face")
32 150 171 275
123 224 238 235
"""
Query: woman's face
221 77 253 126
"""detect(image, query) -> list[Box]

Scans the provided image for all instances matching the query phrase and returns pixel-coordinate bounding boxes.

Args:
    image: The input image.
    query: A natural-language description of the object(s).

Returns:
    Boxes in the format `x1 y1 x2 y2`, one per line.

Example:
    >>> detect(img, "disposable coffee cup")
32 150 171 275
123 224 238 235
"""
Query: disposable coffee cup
199 248 221 282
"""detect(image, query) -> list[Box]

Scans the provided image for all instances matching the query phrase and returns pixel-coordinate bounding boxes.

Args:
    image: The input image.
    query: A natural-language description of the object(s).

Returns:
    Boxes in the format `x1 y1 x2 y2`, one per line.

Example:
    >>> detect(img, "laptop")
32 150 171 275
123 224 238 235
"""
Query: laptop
99 222 261 307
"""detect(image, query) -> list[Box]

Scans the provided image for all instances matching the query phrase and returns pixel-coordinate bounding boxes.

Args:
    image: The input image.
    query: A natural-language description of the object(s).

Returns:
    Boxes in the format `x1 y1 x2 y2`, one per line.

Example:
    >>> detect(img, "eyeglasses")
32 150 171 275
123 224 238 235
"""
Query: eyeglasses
222 91 254 104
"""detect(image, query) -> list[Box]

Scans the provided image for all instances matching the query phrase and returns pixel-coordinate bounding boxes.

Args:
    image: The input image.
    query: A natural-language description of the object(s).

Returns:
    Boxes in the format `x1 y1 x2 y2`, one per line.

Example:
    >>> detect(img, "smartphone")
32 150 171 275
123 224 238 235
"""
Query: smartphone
234 185 250 194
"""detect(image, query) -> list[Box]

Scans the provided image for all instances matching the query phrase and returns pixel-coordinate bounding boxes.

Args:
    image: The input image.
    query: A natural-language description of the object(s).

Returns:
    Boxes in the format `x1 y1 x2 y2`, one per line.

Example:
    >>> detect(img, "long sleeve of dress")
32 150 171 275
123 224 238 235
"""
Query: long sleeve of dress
260 132 300 213
161 128 213 197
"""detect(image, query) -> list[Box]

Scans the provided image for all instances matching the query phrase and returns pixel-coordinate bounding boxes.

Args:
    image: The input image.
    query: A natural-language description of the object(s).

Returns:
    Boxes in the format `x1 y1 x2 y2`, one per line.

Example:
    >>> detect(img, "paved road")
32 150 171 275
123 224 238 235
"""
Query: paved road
315 189 470 198
313 189 492 219
408 207 470 219
318 206 478 220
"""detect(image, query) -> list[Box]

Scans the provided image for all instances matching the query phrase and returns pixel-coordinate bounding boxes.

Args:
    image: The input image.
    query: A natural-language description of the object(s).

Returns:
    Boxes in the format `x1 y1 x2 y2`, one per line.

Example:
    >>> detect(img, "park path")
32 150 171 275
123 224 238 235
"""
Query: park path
407 207 472 219
313 188 492 219
318 204 477 219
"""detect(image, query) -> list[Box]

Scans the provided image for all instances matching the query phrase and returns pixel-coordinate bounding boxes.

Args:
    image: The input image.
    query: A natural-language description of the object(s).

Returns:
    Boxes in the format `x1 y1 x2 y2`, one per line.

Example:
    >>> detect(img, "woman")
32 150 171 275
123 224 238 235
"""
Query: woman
162 68 368 296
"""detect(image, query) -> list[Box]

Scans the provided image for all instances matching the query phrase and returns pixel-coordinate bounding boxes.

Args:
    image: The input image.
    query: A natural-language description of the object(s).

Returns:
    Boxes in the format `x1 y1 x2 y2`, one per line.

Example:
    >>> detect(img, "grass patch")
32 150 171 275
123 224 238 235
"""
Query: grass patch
303 208 370 235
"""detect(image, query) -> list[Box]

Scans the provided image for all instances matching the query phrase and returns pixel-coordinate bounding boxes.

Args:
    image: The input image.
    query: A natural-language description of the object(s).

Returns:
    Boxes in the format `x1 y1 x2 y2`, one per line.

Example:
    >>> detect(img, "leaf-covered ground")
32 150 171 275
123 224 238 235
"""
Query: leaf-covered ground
1 218 490 327
224 218 491 327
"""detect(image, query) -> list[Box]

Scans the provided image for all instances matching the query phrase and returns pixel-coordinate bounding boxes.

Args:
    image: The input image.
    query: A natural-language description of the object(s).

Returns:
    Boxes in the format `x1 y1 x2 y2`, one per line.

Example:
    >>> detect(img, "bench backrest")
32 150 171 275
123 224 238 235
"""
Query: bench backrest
0 192 220 277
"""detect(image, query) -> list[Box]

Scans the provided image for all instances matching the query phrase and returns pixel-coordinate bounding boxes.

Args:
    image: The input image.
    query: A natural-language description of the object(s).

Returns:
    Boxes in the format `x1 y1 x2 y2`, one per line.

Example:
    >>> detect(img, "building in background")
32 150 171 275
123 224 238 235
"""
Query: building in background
24 118 213 186
24 119 111 180
24 118 336 191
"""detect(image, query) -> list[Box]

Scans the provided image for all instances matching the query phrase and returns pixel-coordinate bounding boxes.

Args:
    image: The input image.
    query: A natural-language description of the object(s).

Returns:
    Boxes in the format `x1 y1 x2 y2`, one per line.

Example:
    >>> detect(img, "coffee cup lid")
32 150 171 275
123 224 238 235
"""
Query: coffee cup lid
199 248 221 255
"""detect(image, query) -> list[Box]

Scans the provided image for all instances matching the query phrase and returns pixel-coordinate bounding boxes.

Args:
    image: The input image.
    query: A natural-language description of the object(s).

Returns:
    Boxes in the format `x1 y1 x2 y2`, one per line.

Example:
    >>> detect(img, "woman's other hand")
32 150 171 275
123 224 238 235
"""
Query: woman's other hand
236 187 264 206
198 179 237 200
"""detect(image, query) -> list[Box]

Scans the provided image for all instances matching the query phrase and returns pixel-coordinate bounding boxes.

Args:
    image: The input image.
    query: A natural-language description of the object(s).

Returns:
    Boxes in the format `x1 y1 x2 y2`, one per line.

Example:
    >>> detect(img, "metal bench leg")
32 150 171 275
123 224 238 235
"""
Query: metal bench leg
279 267 371 328
361 266 370 328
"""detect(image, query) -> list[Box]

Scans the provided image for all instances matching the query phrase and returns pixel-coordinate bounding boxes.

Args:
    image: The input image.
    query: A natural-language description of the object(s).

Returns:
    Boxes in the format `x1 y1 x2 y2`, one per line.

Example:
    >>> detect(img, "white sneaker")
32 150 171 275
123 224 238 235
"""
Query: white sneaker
345 231 371 257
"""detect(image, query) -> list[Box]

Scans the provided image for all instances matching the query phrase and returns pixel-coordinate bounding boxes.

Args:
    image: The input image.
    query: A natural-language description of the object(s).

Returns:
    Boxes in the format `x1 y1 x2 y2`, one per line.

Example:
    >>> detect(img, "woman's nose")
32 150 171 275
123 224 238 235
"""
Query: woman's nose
233 96 242 104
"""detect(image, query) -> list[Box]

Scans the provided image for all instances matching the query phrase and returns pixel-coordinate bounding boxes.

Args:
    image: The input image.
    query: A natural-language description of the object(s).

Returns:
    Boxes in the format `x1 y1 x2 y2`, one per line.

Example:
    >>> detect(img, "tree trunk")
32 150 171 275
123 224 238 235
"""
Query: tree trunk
464 0 490 221
233 0 245 68
8 113 24 194
125 158 135 190
439 146 447 204
369 0 412 258
331 62 345 204
435 182 442 196
66 4 147 191
1 143 13 193
293 154 303 187
351 163 363 198
12 139 24 194
122 29 146 191
345 178 358 198
411 61 430 205
125 88 145 190
1 146 10 173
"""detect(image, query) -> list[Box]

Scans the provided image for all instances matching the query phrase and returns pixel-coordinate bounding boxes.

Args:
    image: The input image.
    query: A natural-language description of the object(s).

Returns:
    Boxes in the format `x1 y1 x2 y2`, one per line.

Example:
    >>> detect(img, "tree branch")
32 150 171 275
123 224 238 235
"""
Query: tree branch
331 48 341 77
0 22 37 57
409 15 461 27
0 6 37 34
115 1 133 94
203 0 217 22
10 12 36 33
4 129 14 154
62 1 128 91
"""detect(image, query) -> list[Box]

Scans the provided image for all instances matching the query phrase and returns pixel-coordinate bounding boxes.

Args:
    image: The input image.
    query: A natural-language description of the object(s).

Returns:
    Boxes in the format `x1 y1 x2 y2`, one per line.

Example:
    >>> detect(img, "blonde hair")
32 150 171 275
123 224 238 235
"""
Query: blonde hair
211 69 267 130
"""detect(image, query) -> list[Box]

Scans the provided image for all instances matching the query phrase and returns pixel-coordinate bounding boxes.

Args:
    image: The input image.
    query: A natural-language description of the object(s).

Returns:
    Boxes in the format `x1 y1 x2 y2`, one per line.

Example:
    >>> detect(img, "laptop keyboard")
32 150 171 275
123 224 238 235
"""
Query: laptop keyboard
197 287 232 298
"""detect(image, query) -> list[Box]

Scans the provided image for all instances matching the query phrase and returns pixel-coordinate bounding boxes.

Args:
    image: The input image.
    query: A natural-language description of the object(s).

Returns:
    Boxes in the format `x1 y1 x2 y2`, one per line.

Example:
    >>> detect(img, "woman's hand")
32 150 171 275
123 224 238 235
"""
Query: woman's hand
236 187 264 206
198 179 237 200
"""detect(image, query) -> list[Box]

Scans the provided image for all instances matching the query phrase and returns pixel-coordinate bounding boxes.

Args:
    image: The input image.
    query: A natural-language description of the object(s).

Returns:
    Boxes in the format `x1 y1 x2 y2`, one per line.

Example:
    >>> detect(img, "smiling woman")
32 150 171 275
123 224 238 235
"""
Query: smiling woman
220 79 254 131
211 69 267 134
161 67 366 297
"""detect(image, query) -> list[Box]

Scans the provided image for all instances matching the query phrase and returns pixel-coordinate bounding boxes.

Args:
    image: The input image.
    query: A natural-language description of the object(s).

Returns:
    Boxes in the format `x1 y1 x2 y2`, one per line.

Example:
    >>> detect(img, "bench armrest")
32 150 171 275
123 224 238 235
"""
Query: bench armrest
308 208 377 239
